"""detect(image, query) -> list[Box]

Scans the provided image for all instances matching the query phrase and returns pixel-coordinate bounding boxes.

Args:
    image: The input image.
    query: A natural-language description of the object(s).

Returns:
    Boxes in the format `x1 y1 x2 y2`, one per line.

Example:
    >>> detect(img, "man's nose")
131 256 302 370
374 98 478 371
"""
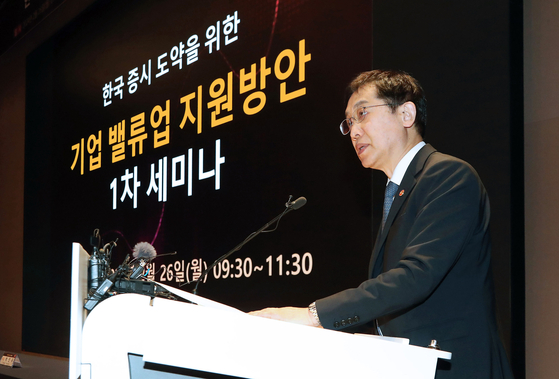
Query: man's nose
350 123 362 140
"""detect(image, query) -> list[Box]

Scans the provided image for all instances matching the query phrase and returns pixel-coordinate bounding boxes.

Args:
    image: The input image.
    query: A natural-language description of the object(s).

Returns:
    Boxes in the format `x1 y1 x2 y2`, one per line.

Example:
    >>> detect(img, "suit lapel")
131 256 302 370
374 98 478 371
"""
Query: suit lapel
368 144 437 278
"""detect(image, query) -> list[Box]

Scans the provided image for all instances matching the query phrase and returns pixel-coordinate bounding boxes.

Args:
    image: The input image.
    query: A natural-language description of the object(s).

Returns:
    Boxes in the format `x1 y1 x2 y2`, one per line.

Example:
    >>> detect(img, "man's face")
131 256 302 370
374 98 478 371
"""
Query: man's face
345 85 406 173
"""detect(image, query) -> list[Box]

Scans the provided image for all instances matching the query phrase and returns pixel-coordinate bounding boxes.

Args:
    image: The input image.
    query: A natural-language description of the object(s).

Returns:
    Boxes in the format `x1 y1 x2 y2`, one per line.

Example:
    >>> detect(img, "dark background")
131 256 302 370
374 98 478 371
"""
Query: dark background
24 0 375 355
22 0 523 377
0 0 65 55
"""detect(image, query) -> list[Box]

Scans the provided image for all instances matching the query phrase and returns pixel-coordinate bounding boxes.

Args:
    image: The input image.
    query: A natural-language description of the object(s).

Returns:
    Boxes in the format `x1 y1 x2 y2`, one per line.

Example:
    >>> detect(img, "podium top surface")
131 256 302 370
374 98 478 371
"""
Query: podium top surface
80 292 450 379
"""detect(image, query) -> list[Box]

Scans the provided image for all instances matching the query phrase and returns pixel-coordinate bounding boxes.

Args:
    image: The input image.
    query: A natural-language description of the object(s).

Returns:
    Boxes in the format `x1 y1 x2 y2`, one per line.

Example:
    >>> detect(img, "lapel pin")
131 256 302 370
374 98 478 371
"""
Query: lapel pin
399 190 405 197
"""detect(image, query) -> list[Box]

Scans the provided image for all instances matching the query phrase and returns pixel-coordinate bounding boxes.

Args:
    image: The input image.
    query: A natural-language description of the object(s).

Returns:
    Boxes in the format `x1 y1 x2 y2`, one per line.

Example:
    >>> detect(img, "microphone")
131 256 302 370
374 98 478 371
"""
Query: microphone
287 196 307 210
130 242 157 279
85 254 128 311
191 195 307 294
132 242 157 260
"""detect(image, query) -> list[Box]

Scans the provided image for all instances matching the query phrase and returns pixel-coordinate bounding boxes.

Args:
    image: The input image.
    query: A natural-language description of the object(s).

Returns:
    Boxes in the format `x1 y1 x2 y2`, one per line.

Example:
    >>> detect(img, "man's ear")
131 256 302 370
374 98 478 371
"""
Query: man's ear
401 101 417 128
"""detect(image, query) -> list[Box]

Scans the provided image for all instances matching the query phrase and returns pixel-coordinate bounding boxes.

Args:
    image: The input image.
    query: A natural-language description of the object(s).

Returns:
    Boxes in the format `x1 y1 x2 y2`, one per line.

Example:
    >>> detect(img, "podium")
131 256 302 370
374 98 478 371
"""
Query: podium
70 243 451 378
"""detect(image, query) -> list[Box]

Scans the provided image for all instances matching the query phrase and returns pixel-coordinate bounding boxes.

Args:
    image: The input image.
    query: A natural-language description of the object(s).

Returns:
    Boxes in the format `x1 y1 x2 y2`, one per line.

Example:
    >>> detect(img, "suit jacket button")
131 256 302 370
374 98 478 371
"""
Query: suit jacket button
347 317 353 325
334 321 340 328
341 320 347 327
353 316 360 323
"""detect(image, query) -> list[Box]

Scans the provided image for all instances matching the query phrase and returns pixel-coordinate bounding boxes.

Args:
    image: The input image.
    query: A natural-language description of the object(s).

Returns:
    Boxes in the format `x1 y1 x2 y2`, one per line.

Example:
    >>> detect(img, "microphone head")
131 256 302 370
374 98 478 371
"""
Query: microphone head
132 242 157 260
290 197 307 210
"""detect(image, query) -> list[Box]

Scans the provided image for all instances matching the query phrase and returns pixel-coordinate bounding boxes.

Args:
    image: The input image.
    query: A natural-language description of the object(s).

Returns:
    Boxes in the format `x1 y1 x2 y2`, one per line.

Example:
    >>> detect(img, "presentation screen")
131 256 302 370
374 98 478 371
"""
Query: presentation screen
24 0 374 356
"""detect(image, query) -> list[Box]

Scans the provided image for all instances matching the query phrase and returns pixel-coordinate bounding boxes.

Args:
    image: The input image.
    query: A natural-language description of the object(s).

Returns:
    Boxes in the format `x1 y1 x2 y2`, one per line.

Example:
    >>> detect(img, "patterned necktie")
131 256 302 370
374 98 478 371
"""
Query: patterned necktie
382 181 398 230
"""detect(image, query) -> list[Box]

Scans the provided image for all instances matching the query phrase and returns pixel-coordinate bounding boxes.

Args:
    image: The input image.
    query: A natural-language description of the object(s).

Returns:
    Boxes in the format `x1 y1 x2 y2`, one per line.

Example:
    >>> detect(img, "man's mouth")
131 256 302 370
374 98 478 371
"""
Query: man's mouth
356 143 368 155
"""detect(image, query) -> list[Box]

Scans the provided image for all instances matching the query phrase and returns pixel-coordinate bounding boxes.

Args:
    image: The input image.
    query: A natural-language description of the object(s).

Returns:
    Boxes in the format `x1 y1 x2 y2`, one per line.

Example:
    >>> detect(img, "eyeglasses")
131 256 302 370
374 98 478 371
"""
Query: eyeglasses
339 104 393 135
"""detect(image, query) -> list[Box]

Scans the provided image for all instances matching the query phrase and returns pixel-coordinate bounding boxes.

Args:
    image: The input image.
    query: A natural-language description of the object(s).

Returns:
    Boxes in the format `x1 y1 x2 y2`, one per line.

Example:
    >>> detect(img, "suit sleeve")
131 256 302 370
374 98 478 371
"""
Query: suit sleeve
315 157 489 330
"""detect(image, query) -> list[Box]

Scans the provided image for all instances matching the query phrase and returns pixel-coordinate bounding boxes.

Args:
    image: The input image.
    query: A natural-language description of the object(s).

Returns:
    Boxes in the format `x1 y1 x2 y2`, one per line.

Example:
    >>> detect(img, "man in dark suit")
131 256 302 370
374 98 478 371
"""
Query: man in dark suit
251 70 512 378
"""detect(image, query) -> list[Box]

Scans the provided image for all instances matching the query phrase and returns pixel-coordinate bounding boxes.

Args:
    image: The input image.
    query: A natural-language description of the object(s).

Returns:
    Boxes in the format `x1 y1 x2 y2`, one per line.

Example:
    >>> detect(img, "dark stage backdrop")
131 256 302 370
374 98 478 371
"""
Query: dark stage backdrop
24 0 374 357
24 1 523 376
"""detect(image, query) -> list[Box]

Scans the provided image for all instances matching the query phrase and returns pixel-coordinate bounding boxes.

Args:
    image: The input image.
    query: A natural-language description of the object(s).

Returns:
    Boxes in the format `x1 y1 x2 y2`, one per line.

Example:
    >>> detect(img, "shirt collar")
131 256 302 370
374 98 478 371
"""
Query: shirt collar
388 141 426 186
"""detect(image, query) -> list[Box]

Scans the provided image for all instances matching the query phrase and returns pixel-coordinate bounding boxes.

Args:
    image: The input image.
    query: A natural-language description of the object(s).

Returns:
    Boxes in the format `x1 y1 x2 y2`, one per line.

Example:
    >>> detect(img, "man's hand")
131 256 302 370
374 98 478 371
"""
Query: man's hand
249 306 323 328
